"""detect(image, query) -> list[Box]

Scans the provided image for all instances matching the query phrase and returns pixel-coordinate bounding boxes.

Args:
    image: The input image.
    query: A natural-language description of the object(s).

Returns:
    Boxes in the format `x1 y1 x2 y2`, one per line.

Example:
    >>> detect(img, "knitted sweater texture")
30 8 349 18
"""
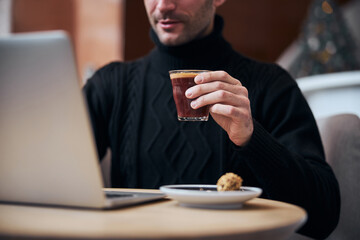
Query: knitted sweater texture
83 16 339 239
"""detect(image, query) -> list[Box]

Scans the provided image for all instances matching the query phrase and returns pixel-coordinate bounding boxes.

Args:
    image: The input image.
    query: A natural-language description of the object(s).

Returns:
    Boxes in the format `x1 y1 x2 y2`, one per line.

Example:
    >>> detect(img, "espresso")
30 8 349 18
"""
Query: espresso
170 72 209 121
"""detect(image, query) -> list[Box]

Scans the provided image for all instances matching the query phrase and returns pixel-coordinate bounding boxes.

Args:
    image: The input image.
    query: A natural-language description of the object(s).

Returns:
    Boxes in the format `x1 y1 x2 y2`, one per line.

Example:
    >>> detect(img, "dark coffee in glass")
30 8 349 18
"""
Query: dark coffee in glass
169 70 210 121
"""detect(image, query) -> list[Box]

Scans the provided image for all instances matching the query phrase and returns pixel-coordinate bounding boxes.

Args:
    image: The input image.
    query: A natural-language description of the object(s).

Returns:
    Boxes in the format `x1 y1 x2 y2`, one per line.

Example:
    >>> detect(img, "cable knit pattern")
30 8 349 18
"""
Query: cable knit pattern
83 15 340 239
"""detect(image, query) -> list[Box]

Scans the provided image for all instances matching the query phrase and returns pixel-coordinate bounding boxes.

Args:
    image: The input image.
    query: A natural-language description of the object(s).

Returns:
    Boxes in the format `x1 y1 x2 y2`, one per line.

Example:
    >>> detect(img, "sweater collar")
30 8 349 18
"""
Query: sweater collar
149 15 233 70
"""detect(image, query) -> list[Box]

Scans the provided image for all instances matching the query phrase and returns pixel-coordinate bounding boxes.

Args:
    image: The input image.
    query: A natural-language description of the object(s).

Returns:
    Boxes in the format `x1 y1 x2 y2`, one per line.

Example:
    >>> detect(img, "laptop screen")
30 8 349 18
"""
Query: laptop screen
0 31 107 208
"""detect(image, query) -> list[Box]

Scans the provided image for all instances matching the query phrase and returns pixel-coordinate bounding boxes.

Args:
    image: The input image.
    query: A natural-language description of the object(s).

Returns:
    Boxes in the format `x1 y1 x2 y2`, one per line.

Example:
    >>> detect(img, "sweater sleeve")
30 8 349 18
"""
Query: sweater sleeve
232 66 340 239
82 63 119 161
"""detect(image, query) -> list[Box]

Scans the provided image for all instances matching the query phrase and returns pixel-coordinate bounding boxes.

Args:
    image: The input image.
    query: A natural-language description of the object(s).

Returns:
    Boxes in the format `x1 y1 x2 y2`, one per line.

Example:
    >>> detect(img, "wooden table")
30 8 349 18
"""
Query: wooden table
0 189 307 240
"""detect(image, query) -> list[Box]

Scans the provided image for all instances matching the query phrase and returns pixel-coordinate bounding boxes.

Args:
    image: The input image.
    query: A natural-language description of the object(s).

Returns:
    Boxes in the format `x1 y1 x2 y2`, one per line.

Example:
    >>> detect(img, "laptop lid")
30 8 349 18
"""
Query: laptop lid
0 31 164 209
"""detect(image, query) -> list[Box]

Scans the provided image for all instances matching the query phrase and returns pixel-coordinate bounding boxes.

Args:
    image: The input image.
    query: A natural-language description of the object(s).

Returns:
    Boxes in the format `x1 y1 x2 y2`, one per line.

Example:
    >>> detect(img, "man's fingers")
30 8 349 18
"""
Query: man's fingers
210 103 251 120
186 82 248 100
190 90 249 109
195 71 241 86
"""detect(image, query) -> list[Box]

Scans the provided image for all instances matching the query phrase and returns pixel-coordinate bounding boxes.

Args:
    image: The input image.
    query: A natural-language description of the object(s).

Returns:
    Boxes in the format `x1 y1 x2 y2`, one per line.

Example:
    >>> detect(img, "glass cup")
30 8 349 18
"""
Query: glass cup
169 70 210 121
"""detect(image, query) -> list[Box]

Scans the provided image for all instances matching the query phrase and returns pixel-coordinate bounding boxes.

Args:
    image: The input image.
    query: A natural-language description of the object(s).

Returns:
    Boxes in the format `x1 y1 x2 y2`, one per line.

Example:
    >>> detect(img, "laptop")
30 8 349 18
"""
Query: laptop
0 31 164 209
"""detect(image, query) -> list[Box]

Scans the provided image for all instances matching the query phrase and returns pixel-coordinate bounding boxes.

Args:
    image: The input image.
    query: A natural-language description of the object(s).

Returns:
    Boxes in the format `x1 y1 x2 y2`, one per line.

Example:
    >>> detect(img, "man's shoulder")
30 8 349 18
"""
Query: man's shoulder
229 54 296 95
96 57 147 75
239 55 287 77
244 56 294 83
88 56 149 86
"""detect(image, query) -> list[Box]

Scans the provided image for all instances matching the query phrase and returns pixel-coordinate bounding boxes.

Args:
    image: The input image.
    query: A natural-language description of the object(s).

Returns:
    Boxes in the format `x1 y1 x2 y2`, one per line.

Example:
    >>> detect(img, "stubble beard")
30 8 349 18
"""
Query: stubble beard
151 1 215 46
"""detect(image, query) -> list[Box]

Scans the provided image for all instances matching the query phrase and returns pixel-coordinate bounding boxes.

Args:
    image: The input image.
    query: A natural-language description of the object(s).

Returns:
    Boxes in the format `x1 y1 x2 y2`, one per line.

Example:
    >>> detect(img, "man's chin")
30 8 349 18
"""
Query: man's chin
158 34 186 46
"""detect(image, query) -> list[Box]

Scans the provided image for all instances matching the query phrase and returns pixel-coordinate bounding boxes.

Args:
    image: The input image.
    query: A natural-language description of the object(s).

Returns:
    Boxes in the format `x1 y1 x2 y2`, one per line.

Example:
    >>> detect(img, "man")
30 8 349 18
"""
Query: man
83 0 340 239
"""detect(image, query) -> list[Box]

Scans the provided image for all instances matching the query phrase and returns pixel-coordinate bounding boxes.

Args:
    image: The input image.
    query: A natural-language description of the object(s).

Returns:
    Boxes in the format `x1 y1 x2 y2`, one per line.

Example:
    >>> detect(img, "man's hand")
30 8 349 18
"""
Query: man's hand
185 71 253 146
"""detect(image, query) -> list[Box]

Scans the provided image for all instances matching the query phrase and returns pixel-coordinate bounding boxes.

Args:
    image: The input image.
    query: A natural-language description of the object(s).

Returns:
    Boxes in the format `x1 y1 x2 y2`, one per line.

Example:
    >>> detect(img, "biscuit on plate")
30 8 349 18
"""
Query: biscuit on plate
217 172 243 191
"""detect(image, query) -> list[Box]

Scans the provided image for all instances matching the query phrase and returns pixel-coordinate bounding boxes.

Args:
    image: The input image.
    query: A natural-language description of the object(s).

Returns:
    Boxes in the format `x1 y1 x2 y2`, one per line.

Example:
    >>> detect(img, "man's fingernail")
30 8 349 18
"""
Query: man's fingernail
185 89 192 97
191 101 197 108
195 75 203 83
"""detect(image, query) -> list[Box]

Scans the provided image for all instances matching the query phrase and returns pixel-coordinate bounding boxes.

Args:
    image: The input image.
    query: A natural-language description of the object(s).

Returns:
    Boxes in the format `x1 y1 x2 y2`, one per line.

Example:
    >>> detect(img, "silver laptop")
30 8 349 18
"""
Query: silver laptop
0 31 164 209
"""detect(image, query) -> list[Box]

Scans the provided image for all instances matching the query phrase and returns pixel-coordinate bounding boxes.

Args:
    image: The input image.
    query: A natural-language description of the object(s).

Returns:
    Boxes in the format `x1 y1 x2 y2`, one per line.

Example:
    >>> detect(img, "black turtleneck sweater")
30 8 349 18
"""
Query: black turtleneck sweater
83 16 339 239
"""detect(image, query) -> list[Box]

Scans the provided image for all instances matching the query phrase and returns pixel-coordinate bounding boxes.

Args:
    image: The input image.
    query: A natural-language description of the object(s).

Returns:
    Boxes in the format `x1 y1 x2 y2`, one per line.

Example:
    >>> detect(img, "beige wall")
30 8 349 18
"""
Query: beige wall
74 0 125 83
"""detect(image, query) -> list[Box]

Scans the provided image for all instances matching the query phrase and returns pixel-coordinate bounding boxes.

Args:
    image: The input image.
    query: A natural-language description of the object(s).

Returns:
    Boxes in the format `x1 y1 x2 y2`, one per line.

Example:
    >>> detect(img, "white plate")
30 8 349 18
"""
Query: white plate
160 184 262 209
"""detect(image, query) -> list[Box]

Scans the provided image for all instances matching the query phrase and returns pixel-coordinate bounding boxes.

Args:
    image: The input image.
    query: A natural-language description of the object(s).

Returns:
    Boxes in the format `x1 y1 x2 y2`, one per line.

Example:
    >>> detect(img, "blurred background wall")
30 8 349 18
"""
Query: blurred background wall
2 0 359 82
10 0 125 82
